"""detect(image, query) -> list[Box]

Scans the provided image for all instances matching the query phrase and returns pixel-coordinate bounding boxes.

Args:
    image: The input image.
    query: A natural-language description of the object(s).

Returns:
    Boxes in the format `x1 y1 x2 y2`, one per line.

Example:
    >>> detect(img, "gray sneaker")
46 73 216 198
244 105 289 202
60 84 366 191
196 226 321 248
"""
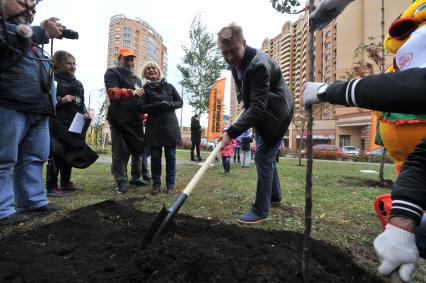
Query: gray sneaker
116 180 128 194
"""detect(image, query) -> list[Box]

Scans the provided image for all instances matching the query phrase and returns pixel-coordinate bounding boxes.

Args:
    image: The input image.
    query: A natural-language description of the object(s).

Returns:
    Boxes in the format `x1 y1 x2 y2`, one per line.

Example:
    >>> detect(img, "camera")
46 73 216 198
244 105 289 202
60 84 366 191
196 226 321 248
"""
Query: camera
58 28 79 40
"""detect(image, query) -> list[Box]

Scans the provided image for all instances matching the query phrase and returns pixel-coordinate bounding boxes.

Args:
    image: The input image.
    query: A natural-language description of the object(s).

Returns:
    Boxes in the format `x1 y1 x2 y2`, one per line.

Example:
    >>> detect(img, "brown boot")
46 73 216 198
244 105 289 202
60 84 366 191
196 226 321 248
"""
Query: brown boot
151 185 160 195
166 185 175 194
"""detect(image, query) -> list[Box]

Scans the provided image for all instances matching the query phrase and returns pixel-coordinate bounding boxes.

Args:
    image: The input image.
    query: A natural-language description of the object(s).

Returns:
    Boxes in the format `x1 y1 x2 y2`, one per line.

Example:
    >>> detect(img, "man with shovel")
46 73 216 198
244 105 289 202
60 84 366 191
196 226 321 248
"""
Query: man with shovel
218 23 294 225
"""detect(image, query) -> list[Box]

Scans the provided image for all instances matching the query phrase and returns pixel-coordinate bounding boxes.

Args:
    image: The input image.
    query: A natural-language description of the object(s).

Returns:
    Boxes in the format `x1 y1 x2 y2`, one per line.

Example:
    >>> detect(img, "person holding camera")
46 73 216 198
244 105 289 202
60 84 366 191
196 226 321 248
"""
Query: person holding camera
0 0 65 225
45 50 97 197
104 47 146 194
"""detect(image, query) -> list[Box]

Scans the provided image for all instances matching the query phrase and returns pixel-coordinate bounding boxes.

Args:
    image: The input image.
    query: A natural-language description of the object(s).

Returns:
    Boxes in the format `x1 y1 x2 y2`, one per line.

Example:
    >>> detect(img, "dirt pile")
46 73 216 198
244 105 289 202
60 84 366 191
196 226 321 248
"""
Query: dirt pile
0 200 383 282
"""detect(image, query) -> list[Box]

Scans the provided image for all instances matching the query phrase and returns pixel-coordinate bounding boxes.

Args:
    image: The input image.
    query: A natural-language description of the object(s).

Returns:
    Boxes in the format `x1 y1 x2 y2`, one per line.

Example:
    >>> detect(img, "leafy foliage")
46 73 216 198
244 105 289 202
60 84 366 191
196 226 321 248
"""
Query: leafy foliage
177 15 227 114
270 0 302 14
343 37 385 79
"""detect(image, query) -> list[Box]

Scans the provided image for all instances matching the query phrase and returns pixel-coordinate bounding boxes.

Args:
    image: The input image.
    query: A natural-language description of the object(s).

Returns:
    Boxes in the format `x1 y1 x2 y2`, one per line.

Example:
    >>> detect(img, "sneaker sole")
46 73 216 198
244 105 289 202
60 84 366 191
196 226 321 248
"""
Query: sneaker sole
236 218 268 225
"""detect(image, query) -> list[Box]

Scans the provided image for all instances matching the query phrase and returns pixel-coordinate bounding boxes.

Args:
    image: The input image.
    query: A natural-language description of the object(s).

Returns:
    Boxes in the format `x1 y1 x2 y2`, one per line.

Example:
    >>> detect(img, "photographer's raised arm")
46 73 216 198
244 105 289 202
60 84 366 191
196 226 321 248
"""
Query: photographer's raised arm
303 67 426 114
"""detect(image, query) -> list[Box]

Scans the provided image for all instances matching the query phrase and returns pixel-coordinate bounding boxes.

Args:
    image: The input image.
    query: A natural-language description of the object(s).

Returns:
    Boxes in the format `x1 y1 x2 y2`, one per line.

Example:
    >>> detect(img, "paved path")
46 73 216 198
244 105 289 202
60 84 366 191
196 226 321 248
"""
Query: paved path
97 156 202 165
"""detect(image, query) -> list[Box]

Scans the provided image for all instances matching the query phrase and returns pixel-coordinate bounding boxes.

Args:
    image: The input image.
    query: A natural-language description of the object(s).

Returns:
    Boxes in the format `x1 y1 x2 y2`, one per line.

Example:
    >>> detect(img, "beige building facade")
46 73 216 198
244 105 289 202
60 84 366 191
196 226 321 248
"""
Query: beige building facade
106 14 168 78
255 0 411 152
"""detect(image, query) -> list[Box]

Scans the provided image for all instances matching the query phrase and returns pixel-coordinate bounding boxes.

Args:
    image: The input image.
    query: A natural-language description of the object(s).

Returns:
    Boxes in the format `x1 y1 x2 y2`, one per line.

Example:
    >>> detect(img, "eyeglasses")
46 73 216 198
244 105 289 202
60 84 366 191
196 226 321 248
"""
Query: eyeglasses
123 57 135 62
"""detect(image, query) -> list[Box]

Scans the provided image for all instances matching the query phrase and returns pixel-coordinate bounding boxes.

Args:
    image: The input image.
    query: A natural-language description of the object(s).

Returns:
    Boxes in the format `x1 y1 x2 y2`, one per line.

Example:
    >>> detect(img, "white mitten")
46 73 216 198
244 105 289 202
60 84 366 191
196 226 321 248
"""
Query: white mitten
374 224 419 282
302 82 328 109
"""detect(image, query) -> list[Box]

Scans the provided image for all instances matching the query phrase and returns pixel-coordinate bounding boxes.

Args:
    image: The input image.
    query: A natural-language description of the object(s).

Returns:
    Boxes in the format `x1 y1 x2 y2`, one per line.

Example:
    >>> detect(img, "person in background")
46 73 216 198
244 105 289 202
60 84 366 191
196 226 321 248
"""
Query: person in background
220 127 235 175
233 136 241 164
239 131 253 168
190 114 202 162
218 23 294 224
137 61 183 195
104 47 146 193
0 0 64 225
45 50 97 197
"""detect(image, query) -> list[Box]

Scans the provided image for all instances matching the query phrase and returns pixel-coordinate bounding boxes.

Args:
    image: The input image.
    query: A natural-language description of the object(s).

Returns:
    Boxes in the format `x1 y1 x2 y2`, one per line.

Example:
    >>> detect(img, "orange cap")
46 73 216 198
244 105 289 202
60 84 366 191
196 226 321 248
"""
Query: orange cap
118 47 136 58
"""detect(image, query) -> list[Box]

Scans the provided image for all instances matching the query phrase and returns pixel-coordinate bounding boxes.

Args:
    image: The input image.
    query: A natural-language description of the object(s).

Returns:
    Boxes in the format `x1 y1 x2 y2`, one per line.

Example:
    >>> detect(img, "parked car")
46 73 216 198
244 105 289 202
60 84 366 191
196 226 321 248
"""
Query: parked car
367 147 385 156
341 146 360 156
301 144 344 157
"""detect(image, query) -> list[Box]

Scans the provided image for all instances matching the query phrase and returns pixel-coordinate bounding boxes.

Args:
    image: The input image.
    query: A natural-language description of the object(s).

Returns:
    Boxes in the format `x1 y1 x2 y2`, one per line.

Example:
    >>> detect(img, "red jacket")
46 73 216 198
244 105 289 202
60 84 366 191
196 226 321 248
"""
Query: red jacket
220 140 236 157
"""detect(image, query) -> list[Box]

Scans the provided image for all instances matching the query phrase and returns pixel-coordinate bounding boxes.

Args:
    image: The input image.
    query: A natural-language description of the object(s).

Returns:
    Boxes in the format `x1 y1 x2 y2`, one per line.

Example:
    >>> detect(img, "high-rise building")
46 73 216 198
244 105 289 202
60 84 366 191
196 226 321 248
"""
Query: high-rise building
106 14 168 78
256 0 411 151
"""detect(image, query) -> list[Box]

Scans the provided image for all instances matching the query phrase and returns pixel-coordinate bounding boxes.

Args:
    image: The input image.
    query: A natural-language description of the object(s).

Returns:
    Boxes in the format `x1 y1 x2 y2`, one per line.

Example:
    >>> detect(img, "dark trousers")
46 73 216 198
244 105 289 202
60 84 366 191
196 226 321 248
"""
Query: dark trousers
142 148 151 178
111 125 141 182
222 156 231 173
151 146 176 187
191 142 201 160
233 147 240 163
46 155 72 190
252 135 282 218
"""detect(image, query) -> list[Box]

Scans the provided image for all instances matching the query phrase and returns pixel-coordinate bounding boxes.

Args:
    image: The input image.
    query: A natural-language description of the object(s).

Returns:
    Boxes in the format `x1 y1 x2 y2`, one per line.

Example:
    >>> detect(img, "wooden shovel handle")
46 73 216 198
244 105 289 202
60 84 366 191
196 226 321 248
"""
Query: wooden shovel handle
182 140 222 196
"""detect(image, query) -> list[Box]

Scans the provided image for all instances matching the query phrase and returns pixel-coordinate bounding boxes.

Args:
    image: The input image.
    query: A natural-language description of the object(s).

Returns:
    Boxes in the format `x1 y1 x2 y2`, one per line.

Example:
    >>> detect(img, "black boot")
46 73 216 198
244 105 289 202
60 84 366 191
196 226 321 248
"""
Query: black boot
191 152 196 161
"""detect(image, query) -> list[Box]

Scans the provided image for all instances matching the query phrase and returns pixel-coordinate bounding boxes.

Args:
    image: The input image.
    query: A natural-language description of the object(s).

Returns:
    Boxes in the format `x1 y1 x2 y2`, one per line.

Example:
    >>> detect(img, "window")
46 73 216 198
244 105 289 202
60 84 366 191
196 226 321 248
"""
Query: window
325 42 332 49
325 31 332 38
339 135 351 147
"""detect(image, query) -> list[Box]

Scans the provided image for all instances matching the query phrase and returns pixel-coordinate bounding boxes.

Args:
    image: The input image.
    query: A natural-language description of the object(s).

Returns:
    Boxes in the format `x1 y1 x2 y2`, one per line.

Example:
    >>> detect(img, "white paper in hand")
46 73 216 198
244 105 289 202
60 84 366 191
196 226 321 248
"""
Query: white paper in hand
68 112 85 134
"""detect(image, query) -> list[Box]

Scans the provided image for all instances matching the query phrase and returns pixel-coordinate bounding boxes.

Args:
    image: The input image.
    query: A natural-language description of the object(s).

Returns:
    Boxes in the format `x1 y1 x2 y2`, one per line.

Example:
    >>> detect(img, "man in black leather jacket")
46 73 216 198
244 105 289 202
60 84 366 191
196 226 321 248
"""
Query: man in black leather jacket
218 23 294 225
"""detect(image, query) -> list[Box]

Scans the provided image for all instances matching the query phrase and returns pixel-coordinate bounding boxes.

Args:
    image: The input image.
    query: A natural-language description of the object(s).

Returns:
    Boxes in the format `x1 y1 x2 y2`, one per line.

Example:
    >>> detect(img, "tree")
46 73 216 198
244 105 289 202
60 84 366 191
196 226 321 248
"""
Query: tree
293 112 307 166
177 15 227 114
270 0 302 13
93 101 106 151
343 37 388 184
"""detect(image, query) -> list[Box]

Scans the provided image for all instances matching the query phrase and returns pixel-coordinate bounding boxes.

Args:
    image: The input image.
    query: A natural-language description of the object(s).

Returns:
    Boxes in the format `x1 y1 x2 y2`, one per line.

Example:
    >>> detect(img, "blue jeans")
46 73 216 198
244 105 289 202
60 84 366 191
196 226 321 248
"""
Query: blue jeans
150 146 176 187
0 107 49 219
251 135 282 218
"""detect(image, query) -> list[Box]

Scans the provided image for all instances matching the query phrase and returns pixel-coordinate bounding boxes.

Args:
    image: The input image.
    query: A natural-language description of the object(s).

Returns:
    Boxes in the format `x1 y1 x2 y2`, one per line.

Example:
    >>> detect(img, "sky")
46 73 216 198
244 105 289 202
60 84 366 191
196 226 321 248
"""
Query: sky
33 0 300 127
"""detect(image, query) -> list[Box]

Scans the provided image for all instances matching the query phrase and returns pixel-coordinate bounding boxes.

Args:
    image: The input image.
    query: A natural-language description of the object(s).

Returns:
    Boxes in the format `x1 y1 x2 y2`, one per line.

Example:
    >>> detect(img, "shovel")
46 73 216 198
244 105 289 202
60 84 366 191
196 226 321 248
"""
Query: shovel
140 140 223 248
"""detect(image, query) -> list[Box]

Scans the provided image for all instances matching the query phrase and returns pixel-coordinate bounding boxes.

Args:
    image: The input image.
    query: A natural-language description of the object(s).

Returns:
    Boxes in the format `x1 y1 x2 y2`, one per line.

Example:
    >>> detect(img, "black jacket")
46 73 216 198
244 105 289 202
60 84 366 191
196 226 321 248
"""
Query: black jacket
137 79 182 147
50 72 98 168
190 116 202 143
226 46 294 144
104 67 144 154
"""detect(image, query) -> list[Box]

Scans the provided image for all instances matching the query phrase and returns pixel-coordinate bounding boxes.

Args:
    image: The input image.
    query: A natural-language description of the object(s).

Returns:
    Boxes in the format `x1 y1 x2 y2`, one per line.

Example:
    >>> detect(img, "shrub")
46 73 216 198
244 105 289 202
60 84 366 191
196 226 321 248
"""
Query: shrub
278 147 290 157
178 140 192 150
312 150 350 161
352 154 393 163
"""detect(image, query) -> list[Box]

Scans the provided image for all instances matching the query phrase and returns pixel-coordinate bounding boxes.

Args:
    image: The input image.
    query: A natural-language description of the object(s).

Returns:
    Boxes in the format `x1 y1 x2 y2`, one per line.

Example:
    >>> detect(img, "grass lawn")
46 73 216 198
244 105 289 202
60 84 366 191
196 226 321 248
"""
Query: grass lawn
1 157 425 282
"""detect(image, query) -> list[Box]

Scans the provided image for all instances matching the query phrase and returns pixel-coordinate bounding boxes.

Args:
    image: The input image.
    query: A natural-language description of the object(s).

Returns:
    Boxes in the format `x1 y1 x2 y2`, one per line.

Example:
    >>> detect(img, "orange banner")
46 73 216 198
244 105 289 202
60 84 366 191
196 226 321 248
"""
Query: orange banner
207 78 226 141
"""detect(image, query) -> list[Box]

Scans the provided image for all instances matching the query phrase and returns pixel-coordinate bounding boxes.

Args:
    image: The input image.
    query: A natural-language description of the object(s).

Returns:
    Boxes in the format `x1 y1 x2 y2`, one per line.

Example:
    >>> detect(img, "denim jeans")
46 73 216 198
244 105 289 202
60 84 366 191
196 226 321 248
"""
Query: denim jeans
0 107 49 219
142 148 151 178
150 146 176 187
251 135 282 218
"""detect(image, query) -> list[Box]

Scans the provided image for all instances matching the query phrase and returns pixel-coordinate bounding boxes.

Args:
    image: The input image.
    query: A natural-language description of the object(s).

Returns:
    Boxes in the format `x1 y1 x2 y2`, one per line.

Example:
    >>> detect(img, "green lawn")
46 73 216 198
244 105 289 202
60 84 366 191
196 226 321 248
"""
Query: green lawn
1 158 425 282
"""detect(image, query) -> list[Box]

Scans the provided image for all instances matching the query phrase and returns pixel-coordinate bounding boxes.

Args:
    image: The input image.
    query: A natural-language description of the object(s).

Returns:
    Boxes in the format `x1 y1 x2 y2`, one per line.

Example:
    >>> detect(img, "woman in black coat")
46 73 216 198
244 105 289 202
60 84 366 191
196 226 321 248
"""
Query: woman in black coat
137 61 182 195
190 114 202 161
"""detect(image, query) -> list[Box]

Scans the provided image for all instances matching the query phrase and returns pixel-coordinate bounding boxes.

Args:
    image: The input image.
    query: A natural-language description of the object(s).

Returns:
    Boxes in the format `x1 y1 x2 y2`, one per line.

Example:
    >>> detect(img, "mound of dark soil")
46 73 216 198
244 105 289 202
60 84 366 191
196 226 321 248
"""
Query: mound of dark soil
339 176 393 189
0 200 384 282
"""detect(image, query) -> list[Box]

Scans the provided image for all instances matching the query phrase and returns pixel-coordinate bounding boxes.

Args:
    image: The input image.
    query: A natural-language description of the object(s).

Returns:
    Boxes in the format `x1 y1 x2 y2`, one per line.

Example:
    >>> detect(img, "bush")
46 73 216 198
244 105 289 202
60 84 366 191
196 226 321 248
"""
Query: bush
312 150 350 161
178 140 192 150
278 147 290 157
352 154 393 163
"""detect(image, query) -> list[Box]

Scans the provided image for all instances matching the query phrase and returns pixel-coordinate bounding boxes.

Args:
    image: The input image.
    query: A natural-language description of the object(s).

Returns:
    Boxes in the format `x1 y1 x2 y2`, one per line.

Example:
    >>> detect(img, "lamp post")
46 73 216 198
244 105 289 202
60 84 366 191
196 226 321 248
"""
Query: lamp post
180 85 184 132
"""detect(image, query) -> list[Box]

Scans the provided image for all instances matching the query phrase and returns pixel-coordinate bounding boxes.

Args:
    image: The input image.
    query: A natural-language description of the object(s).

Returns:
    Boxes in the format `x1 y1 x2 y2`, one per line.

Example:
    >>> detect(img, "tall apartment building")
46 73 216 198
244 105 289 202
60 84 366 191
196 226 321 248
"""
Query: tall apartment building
257 0 410 152
106 14 168 78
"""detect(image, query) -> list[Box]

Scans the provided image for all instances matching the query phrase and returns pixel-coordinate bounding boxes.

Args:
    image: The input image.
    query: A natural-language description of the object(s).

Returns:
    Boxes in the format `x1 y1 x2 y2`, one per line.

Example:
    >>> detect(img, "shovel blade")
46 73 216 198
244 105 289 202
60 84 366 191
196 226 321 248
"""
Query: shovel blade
140 193 188 249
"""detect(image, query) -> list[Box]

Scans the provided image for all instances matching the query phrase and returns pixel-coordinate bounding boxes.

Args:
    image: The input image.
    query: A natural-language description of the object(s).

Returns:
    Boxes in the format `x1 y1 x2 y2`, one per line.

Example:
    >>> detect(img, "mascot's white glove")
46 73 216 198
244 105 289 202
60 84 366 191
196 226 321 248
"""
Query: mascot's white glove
302 82 328 109
309 0 354 31
373 224 419 282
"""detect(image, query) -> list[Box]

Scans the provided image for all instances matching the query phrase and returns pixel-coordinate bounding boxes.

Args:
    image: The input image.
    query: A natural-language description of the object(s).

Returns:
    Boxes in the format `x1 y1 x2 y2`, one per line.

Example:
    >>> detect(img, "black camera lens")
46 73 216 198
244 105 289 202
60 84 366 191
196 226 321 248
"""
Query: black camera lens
59 29 79 40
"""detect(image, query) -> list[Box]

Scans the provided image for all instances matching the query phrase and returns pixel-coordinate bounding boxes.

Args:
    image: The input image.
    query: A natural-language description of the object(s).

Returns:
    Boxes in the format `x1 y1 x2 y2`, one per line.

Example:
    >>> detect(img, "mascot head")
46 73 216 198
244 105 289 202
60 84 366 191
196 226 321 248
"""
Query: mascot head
384 0 426 54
